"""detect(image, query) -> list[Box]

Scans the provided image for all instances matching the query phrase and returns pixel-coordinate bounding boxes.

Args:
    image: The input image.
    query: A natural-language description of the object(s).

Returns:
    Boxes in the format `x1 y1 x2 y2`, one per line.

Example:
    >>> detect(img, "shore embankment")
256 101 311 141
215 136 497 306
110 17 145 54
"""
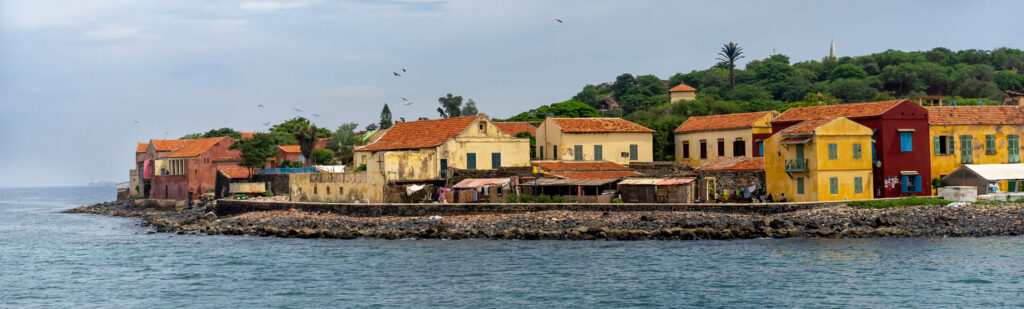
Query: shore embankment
65 199 1024 240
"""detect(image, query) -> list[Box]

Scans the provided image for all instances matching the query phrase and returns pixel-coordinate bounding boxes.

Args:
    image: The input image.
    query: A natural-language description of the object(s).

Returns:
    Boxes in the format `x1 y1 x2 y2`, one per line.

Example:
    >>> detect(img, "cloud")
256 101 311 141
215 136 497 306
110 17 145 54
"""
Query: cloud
81 26 150 41
239 1 309 11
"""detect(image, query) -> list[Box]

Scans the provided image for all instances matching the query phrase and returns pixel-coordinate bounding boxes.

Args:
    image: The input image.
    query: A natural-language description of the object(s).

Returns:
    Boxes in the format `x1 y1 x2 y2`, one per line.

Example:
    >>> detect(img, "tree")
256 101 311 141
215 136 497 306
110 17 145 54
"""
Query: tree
327 123 360 164
611 73 637 98
717 42 745 91
828 63 868 80
379 104 393 129
294 124 319 166
365 123 379 131
515 131 536 159
462 99 479 116
229 133 277 174
311 149 336 165
436 93 463 118
572 84 602 108
181 128 242 139
271 117 330 137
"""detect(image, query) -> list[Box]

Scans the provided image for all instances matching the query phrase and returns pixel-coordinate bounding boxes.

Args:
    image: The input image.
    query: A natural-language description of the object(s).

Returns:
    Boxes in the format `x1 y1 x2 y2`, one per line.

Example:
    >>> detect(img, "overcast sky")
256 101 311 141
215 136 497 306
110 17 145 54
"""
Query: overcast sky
1 0 1022 187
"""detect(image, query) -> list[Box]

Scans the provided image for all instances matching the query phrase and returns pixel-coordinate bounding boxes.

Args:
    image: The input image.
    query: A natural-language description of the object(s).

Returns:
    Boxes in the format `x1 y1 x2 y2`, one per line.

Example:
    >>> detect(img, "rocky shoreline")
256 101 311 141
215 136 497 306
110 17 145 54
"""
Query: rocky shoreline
65 199 1024 240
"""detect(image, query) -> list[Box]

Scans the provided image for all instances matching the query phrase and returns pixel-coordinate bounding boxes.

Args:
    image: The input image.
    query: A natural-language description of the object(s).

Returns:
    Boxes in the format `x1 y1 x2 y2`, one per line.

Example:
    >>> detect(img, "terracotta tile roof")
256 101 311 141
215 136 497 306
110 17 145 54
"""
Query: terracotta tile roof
551 118 655 133
532 161 632 172
218 167 251 179
278 145 302 153
356 116 478 151
549 171 642 179
151 139 193 152
494 122 536 136
238 132 258 139
779 118 835 135
212 155 241 162
668 83 697 92
165 137 228 158
673 111 774 133
136 143 148 153
773 100 908 123
925 106 1024 125
698 157 764 172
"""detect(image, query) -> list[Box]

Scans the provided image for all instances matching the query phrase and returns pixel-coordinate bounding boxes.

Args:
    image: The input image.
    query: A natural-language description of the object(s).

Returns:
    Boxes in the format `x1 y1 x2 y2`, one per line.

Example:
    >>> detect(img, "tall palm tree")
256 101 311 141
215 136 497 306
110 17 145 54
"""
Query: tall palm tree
717 42 745 91
295 125 318 166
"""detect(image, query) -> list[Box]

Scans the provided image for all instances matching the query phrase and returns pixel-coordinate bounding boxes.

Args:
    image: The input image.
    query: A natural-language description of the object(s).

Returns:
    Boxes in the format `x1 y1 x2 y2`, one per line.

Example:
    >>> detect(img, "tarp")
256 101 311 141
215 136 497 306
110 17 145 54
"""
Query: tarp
314 165 346 173
406 184 425 196
453 178 510 189
958 164 1024 181
618 178 695 186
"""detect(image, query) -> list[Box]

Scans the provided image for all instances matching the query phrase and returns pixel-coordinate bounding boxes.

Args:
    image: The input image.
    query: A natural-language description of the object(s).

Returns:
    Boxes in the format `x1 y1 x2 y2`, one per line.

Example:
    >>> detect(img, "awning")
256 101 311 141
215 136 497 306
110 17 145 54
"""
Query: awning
779 137 811 144
453 178 510 189
897 128 916 132
900 171 920 176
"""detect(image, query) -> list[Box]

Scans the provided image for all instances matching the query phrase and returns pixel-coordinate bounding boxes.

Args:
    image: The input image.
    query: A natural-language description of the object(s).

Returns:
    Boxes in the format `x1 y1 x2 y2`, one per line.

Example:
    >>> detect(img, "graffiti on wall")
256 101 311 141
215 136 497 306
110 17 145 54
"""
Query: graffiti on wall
883 176 900 189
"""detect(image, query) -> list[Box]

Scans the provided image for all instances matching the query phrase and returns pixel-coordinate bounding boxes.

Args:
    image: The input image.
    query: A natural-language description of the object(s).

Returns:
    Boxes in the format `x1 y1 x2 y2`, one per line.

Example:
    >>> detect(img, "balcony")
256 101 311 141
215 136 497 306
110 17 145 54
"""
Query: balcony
785 159 808 173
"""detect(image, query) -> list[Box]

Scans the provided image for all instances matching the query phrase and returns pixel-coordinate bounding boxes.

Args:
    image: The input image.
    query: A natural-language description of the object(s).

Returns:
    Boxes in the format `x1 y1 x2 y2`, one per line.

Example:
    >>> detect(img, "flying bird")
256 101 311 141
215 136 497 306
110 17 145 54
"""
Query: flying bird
312 113 321 117
404 102 414 106
258 104 263 108
393 72 402 77
402 68 406 72
401 97 408 101
293 107 302 112
555 18 563 23
133 120 139 123
262 122 271 126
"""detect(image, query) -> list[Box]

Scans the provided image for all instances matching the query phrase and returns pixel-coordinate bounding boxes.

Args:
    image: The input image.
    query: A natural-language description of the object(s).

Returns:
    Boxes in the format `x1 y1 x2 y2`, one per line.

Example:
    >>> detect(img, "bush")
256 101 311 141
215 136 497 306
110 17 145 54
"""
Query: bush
505 194 518 203
848 197 951 209
264 189 274 197
535 195 551 203
353 163 367 172
551 195 565 203
205 189 215 194
518 194 533 203
613 199 625 204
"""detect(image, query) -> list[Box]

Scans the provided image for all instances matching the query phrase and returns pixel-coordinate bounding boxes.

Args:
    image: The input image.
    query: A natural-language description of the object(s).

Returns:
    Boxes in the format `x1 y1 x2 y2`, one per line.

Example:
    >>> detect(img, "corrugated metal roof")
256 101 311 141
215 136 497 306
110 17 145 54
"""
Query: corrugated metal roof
960 164 1024 180
618 178 695 185
453 178 510 188
523 178 619 186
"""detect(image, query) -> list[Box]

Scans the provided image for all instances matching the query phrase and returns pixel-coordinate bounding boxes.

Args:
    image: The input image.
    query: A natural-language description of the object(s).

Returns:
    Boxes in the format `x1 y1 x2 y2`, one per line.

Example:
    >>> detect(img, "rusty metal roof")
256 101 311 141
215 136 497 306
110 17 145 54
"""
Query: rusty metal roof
453 178 511 188
522 178 619 186
618 178 695 185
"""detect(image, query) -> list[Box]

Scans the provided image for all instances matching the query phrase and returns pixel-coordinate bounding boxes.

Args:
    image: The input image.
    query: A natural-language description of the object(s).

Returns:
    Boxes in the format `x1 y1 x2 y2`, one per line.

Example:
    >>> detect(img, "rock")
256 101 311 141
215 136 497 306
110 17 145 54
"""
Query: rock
202 212 217 221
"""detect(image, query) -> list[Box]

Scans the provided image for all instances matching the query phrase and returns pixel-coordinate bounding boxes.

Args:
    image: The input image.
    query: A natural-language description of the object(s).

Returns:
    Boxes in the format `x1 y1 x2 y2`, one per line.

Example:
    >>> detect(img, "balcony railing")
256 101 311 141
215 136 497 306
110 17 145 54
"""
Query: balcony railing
785 159 808 173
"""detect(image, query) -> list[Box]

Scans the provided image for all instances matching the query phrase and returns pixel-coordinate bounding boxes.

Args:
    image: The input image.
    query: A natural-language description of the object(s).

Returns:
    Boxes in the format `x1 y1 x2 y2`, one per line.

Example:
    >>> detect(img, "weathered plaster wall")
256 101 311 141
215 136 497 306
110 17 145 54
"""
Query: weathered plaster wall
929 124 1024 180
289 172 385 203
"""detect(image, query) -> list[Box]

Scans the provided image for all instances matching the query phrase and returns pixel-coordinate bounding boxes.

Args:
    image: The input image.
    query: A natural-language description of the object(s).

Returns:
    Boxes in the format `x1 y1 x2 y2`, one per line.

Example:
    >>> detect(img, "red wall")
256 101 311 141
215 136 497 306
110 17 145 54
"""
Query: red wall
150 175 188 200
752 133 773 157
152 138 242 200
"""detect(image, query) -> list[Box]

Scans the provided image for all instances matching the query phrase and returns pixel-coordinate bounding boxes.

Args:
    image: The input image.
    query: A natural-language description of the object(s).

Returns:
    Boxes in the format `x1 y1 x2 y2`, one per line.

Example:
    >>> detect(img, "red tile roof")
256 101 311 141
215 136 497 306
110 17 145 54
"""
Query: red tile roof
773 100 908 123
673 111 774 133
151 139 193 152
925 106 1024 125
779 118 835 135
551 118 655 133
278 145 302 153
669 83 697 92
218 167 251 179
549 171 642 179
698 157 764 172
136 143 148 153
494 122 536 136
356 116 478 151
212 155 241 162
165 137 228 158
532 161 632 172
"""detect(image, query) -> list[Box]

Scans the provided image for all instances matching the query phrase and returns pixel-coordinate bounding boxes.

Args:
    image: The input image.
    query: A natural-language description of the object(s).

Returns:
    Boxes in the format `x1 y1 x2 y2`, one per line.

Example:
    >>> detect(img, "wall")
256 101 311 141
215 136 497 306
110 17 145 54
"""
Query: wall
929 124 1024 180
128 169 140 195
764 118 873 202
696 170 765 202
876 102 932 197
670 91 696 102
289 172 385 203
150 174 188 200
535 118 653 164
674 127 754 168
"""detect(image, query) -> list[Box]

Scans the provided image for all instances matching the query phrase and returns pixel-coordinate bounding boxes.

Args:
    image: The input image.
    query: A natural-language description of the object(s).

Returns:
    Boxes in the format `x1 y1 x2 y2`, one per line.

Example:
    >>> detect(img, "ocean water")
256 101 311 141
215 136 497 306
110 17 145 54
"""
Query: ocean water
1 187 1023 308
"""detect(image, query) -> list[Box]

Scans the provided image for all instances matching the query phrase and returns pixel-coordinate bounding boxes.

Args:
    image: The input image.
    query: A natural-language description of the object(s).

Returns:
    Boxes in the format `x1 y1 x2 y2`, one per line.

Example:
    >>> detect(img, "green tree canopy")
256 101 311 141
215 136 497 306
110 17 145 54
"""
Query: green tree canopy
271 117 331 137
229 133 277 170
379 103 393 129
181 128 242 139
327 123 360 164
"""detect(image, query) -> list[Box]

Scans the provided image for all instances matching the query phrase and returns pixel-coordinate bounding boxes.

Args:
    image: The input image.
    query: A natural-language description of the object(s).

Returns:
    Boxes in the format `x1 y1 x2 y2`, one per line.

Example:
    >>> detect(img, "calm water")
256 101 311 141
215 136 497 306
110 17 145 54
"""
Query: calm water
2 187 1023 308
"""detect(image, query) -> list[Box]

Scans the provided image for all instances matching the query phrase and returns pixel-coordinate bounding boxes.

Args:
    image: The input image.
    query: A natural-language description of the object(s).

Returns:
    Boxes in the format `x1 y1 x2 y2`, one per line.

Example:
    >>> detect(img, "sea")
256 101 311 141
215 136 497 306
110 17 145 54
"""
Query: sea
1 186 1023 308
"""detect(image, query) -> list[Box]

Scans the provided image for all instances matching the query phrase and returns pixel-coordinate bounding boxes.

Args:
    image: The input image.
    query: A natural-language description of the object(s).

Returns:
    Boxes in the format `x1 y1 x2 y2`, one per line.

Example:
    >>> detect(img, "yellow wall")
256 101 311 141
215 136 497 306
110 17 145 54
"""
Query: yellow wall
289 172 385 203
929 124 1024 181
670 91 696 102
536 118 654 164
675 128 753 168
764 118 874 202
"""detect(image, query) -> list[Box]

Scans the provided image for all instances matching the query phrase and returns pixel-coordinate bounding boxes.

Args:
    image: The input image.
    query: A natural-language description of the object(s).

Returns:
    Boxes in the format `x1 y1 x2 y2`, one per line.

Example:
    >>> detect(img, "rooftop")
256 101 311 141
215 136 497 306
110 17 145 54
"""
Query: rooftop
697 157 764 172
668 83 697 92
218 167 251 179
673 111 774 133
925 106 1024 125
150 139 193 152
136 143 148 153
548 171 642 179
773 100 909 123
278 145 302 153
356 116 478 151
165 137 229 158
551 118 655 134
493 122 536 136
532 161 633 172
778 118 836 135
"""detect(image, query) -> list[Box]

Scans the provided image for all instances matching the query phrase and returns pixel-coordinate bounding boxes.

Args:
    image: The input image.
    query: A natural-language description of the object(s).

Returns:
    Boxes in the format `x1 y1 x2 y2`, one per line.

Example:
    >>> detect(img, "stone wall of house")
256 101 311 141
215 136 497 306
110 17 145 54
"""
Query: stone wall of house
696 170 767 202
628 161 695 177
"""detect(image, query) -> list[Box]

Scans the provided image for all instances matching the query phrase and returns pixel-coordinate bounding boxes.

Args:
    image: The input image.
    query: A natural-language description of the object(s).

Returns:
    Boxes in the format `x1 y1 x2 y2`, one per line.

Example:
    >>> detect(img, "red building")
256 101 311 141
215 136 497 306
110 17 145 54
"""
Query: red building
771 100 931 198
150 137 241 200
274 145 305 167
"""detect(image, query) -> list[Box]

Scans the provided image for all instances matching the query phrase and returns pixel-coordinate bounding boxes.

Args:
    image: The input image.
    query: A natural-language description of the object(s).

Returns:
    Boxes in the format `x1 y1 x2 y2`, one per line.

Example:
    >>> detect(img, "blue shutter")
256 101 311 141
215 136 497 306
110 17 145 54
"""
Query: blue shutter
758 141 764 156
900 132 913 152
914 176 922 193
901 175 909 193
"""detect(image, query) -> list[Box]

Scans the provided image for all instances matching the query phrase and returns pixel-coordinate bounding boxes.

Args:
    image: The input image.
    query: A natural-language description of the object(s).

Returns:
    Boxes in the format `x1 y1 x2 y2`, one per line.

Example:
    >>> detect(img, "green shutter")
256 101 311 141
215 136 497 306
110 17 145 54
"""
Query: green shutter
934 136 941 155
492 152 501 169
1009 180 1017 193
830 177 839 195
629 144 638 160
828 143 838 159
467 153 476 170
573 145 583 161
961 135 973 164
538 146 544 160
854 177 863 194
1009 135 1020 163
947 136 954 154
594 145 603 161
853 143 862 159
986 135 996 155
797 177 804 194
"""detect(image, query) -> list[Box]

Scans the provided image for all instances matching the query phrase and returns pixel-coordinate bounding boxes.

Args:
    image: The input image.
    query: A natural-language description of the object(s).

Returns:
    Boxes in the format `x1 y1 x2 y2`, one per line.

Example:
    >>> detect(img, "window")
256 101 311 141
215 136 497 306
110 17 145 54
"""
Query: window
553 146 558 159
479 123 485 132
733 139 746 157
573 145 583 161
326 187 331 195
853 143 862 159
539 146 544 160
491 153 501 169
829 177 839 195
828 143 838 159
682 142 690 159
797 177 804 194
629 144 638 160
1010 135 1020 163
757 141 764 157
986 135 996 155
900 131 913 152
594 145 603 161
854 177 863 194
440 159 448 179
934 135 954 155
314 186 318 195
1009 180 1018 193
699 140 707 159
960 135 973 164
717 139 725 157
467 153 476 170
901 175 922 193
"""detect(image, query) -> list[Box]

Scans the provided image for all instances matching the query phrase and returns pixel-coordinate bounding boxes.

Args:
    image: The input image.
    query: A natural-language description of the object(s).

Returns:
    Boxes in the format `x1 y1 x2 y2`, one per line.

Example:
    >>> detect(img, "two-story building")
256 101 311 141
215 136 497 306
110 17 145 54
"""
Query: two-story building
150 137 242 200
764 117 875 202
926 105 1024 190
771 100 931 198
673 111 776 168
535 118 654 164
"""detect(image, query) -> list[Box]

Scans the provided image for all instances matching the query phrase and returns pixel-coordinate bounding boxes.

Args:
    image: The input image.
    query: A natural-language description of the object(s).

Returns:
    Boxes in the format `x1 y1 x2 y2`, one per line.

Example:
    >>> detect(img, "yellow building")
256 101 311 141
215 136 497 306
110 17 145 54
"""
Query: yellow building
764 117 874 202
673 111 777 168
353 114 531 182
925 106 1024 191
669 83 697 102
535 118 654 165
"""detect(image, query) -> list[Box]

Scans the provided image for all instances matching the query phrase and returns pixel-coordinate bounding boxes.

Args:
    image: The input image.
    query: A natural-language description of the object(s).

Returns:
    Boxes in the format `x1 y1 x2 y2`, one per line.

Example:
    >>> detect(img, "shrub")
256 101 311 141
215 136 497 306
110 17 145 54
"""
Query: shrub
518 194 534 203
505 194 519 203
848 197 951 209
205 189 215 194
613 199 625 204
535 195 551 203
551 195 565 203
264 189 274 197
353 164 367 172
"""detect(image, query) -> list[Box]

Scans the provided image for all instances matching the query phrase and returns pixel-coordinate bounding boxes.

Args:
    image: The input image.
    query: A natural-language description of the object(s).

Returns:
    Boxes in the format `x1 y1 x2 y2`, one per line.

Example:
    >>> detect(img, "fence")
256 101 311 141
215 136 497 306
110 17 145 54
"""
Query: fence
257 167 319 174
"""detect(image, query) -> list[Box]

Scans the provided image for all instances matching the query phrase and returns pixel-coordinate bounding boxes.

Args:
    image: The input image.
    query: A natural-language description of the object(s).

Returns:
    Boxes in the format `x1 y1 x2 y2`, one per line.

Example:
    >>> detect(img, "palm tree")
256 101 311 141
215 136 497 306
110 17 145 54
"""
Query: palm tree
717 42 745 91
295 125 318 166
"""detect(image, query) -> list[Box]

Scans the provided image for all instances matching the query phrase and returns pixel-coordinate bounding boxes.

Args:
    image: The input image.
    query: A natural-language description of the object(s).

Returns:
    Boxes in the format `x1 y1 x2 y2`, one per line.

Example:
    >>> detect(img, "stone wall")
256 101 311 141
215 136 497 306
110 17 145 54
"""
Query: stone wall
215 199 843 217
696 170 766 202
629 161 695 177
447 166 533 185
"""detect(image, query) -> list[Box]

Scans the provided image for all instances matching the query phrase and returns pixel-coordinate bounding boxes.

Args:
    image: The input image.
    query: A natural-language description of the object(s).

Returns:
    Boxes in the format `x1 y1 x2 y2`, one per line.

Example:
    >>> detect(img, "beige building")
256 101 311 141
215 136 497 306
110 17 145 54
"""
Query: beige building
669 83 697 102
535 118 655 164
673 111 776 168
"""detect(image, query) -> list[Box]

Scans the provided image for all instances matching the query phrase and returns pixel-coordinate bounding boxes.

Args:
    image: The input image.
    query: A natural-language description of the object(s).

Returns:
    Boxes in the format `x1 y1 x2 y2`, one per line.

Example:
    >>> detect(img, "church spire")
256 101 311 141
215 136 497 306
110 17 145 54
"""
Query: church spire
829 40 837 60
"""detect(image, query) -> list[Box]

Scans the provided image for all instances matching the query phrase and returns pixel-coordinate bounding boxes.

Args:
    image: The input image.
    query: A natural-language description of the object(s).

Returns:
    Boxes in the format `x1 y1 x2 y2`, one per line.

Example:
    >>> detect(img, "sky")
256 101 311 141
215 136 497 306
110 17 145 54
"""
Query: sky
1 0 1022 187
